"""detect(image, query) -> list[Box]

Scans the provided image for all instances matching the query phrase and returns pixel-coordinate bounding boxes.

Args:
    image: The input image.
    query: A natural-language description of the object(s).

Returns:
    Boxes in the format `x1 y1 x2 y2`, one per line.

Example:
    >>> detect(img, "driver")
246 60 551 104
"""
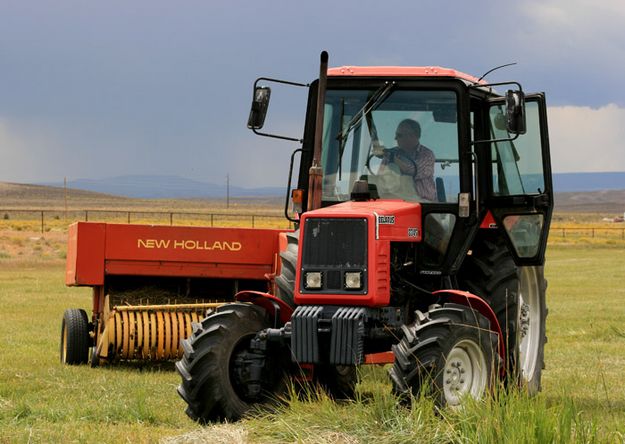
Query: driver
375 119 437 201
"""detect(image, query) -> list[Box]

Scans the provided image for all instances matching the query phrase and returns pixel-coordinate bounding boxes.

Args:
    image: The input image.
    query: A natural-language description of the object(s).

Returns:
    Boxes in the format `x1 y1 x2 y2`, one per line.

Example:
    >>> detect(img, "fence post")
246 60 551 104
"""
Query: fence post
128 212 131 224
41 211 44 233
85 210 88 222
210 214 214 227
252 215 255 228
170 213 173 226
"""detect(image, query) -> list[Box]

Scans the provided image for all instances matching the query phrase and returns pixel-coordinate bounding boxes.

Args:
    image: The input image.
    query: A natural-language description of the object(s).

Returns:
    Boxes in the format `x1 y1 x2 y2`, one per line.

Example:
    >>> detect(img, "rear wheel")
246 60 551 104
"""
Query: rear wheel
176 303 288 423
275 231 299 308
459 233 547 394
60 309 90 365
389 303 499 407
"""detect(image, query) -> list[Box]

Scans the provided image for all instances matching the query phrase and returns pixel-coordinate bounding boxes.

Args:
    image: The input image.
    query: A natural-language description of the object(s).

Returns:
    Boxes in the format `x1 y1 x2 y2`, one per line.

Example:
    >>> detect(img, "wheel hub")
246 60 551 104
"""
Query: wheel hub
445 360 467 393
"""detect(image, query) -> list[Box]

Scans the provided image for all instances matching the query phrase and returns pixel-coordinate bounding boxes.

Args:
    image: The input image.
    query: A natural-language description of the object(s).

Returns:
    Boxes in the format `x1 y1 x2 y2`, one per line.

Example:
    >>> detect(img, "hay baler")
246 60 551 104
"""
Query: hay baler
61 221 290 364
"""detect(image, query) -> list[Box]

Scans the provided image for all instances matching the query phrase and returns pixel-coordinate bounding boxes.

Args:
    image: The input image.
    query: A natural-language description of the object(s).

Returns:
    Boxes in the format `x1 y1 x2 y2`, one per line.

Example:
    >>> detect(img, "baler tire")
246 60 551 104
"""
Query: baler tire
275 230 299 308
60 308 90 365
389 303 499 407
458 233 547 395
315 365 358 400
176 303 287 423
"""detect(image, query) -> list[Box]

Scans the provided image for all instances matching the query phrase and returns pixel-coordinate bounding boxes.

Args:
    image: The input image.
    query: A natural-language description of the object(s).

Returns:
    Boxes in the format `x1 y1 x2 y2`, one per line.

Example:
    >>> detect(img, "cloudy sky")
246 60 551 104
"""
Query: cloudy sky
1 0 624 188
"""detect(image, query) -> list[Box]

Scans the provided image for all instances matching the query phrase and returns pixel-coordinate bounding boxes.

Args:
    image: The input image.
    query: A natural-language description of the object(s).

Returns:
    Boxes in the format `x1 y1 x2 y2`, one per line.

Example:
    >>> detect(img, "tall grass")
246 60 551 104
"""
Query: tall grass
1 246 625 442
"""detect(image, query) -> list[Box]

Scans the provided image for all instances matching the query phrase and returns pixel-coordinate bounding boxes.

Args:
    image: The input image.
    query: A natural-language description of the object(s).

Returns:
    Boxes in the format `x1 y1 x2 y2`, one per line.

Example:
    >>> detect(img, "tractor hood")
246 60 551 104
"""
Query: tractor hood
302 199 422 242
295 199 422 307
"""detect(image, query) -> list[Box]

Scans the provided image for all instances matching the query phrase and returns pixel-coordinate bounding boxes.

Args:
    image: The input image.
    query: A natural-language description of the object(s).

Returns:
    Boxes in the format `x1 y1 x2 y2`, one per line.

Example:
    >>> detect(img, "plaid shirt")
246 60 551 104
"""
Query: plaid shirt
380 144 437 201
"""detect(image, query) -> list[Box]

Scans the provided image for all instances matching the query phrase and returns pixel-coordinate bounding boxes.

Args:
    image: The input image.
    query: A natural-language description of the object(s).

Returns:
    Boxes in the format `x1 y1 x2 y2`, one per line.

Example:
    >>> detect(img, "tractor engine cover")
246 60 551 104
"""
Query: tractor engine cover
294 200 421 307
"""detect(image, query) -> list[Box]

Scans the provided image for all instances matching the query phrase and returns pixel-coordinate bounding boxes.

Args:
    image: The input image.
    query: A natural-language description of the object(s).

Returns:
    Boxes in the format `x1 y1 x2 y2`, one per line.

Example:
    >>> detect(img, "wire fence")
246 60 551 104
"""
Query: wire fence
549 226 625 240
0 208 293 232
1 209 624 239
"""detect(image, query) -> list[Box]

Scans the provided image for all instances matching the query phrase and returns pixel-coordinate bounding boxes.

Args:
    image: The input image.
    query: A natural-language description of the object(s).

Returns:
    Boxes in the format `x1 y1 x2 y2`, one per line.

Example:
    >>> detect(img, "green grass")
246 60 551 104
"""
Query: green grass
1 246 625 442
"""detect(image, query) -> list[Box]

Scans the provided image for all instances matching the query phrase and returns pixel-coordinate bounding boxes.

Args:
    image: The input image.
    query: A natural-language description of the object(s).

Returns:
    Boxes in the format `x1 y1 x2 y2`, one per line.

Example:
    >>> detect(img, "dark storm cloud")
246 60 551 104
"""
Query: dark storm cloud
1 0 624 185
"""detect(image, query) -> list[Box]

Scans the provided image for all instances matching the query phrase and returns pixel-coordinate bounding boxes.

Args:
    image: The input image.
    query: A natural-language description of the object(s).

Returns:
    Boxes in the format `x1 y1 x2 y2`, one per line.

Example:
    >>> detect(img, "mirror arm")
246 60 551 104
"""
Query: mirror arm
468 81 523 93
250 77 309 143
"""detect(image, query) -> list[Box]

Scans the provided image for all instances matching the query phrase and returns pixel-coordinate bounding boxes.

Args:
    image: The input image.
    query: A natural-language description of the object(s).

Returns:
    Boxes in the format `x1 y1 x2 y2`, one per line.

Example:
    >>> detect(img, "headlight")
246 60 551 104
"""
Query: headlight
344 271 362 290
305 271 322 289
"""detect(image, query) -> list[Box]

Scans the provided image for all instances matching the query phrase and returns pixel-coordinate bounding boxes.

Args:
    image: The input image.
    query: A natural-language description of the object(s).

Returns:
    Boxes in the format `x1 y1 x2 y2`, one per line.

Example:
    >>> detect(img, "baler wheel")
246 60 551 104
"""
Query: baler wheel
176 303 288 423
389 303 499 407
60 308 90 365
458 233 547 394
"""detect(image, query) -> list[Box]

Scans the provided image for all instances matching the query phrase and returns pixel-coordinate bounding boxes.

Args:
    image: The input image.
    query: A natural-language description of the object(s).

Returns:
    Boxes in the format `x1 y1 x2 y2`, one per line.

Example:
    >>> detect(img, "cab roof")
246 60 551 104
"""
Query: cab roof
327 66 484 85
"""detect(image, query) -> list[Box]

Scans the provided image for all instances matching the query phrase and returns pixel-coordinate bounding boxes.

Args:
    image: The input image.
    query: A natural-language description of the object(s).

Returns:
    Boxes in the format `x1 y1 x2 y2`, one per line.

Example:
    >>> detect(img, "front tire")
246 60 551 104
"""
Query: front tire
389 303 499 407
315 364 357 400
176 303 287 423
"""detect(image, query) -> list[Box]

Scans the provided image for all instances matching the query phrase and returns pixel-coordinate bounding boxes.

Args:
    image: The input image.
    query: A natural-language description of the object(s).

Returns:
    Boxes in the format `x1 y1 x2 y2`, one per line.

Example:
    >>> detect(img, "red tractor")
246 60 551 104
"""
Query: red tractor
175 52 553 421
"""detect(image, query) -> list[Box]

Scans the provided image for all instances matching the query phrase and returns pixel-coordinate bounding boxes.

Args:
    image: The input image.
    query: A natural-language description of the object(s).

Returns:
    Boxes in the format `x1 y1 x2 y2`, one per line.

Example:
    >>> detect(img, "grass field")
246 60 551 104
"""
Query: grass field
1 185 624 442
1 243 625 443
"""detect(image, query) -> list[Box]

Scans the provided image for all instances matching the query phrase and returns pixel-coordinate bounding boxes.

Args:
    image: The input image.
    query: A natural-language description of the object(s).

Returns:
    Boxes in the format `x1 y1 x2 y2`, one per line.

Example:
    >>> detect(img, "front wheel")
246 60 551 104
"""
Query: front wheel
176 303 288 423
389 303 499 407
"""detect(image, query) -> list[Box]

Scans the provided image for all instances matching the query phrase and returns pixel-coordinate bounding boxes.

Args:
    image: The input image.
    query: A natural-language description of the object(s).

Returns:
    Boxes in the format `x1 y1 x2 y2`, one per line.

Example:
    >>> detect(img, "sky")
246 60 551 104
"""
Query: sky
1 0 624 188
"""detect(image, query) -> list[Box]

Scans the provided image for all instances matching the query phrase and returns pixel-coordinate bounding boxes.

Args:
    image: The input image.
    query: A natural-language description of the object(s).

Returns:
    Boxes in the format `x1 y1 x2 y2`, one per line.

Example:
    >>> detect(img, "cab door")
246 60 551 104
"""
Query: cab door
486 94 553 266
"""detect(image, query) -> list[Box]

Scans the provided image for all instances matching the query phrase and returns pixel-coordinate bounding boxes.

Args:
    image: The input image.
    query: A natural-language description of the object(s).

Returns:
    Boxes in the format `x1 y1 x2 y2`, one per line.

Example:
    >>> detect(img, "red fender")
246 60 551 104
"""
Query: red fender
235 290 293 325
433 289 506 368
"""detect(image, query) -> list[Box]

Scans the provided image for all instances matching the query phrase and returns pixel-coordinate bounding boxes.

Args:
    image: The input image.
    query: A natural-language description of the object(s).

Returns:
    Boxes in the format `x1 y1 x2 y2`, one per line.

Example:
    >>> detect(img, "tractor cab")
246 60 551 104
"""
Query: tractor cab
249 63 552 275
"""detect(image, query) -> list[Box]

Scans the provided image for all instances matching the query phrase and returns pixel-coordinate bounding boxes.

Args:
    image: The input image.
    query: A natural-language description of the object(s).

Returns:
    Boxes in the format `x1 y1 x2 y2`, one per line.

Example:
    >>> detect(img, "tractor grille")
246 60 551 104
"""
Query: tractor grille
300 218 368 294
302 218 367 268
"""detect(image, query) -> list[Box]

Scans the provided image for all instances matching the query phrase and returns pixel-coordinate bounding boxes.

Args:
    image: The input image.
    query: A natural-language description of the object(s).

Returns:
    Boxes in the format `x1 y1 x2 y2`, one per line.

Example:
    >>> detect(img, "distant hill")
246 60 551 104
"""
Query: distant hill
39 175 286 199
36 172 625 199
2 179 623 214
553 172 625 192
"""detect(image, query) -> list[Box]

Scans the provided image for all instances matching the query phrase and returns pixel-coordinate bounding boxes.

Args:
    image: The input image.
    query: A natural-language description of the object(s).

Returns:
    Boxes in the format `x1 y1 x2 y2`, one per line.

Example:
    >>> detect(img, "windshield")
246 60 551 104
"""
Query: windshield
321 89 460 203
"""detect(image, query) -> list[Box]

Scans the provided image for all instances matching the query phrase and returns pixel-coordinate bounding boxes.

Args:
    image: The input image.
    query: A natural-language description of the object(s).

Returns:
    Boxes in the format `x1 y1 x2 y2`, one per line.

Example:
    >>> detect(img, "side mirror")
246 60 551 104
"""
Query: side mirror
506 90 526 134
247 86 271 130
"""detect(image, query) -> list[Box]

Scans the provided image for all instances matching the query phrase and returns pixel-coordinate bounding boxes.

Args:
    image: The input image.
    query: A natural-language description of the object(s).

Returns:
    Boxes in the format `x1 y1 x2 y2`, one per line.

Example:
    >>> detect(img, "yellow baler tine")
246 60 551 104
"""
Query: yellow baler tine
164 311 172 359
114 311 123 358
142 310 150 359
156 311 165 360
121 310 130 359
128 311 136 360
150 312 157 359
176 311 185 358
135 311 143 360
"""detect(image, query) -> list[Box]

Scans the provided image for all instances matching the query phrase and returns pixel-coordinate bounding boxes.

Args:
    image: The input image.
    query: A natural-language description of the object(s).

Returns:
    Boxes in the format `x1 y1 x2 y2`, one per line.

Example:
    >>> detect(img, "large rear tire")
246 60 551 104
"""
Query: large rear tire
60 308 90 365
458 233 547 394
389 303 499 407
176 303 287 423
275 231 299 308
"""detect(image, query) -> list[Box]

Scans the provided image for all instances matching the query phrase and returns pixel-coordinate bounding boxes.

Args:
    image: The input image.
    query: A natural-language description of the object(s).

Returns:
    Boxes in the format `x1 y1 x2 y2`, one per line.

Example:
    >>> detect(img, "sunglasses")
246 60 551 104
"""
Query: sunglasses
395 132 416 139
